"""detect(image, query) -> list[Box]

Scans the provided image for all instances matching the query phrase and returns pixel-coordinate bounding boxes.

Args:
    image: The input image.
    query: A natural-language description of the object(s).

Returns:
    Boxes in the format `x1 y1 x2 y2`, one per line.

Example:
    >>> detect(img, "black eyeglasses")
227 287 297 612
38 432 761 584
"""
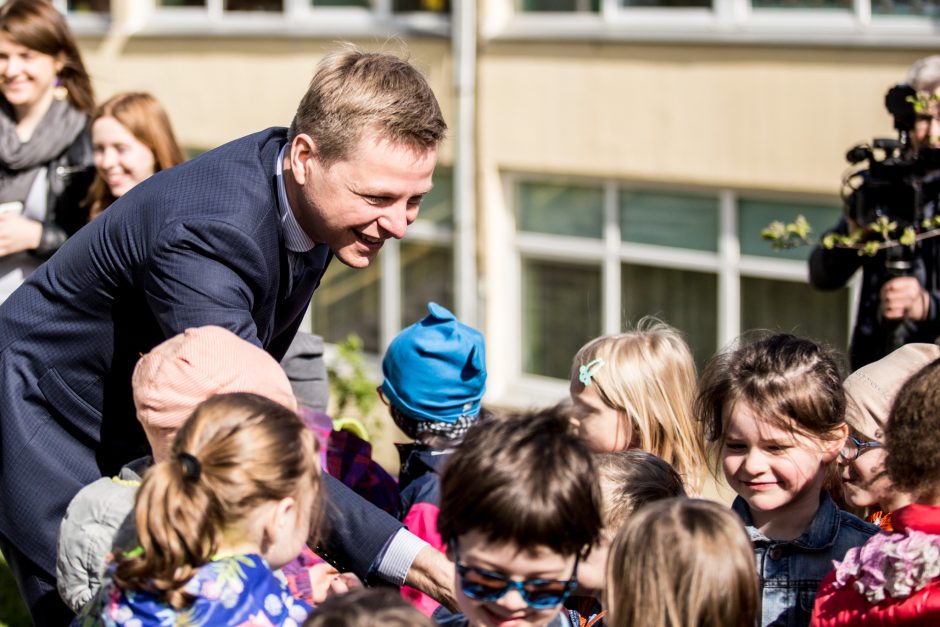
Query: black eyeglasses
839 435 882 461
451 543 580 610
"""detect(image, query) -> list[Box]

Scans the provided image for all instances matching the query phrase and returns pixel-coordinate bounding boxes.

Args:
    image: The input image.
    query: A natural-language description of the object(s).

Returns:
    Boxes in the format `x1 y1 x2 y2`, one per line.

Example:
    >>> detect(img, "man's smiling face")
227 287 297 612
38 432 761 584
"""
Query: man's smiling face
288 127 437 268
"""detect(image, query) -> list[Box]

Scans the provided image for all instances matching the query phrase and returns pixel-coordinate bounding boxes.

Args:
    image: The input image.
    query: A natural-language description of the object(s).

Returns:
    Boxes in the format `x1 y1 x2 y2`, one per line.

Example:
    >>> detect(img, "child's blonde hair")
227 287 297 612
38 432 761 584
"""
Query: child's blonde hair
605 498 759 627
114 393 321 608
571 318 707 491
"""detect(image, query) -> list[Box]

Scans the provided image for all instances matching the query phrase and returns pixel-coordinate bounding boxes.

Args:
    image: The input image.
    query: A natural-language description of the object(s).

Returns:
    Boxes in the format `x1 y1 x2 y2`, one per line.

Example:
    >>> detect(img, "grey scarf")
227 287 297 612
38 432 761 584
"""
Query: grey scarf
0 99 87 204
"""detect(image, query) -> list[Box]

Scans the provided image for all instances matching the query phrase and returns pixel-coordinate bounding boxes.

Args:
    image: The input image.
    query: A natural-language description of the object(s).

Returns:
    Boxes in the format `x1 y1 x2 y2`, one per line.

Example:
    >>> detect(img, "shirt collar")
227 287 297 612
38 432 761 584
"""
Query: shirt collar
732 493 841 550
276 144 317 254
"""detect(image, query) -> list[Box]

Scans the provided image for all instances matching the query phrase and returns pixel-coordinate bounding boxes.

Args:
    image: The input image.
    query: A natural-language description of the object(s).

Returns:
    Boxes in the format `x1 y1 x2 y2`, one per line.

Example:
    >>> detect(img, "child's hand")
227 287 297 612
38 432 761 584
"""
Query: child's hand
309 563 364 604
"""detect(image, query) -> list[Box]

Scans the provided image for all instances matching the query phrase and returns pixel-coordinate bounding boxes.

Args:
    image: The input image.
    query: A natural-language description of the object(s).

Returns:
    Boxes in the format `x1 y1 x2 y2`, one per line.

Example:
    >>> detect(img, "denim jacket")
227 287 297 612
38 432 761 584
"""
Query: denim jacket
732 494 878 627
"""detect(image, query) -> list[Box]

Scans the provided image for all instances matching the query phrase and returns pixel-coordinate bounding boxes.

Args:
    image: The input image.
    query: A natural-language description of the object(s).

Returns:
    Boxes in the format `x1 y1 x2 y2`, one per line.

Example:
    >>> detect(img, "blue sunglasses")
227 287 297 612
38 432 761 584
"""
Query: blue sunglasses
451 543 580 609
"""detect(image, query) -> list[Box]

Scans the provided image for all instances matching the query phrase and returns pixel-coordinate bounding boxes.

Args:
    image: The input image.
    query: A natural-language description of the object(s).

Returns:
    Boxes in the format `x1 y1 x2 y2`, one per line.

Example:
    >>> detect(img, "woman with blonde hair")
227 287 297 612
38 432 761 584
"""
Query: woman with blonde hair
605 498 759 627
569 317 708 492
76 393 322 625
87 91 184 218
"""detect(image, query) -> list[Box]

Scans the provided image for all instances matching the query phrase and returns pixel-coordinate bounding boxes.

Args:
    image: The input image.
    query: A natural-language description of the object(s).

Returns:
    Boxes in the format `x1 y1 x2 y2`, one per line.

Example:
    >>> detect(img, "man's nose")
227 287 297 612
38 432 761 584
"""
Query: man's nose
377 204 408 240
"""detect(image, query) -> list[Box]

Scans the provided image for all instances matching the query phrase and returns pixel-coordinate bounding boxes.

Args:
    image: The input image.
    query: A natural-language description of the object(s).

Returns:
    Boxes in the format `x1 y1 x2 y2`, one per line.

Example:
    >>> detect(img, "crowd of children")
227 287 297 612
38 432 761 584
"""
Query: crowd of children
49 303 940 626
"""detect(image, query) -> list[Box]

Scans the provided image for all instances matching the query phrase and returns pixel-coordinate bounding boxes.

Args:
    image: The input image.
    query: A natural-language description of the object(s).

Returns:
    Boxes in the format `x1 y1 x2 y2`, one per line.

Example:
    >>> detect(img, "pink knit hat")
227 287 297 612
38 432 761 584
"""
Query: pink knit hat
843 343 940 439
132 326 298 462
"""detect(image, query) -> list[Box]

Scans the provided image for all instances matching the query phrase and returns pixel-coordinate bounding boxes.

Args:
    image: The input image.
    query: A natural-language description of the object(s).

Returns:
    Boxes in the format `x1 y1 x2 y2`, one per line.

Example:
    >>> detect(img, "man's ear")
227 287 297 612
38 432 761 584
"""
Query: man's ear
822 423 849 463
289 134 318 187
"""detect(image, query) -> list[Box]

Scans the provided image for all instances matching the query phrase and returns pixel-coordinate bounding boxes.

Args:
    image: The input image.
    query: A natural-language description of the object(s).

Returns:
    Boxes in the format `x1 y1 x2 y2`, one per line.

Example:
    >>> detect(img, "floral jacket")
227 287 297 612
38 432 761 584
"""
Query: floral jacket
811 503 940 626
72 554 313 627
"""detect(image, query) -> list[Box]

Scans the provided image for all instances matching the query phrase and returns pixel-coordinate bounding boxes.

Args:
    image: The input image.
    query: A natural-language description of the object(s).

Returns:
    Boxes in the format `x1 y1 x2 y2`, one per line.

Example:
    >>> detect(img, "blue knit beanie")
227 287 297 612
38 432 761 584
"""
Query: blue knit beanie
380 302 486 424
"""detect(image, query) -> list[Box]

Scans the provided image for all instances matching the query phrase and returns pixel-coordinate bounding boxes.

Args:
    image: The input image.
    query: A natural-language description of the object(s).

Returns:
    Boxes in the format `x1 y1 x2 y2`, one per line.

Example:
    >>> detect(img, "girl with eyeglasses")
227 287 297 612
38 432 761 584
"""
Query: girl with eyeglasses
434 405 602 627
812 354 940 625
839 343 940 531
696 332 878 627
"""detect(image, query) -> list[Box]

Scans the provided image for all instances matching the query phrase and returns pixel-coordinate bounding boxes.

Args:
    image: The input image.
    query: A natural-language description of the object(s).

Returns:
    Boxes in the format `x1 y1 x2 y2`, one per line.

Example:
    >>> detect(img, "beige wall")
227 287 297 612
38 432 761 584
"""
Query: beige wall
76 35 454 157
478 42 923 195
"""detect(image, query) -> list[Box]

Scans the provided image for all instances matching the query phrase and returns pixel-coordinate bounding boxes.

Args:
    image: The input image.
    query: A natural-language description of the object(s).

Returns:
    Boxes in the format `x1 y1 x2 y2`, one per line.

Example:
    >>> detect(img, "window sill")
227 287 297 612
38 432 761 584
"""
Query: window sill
486 11 940 47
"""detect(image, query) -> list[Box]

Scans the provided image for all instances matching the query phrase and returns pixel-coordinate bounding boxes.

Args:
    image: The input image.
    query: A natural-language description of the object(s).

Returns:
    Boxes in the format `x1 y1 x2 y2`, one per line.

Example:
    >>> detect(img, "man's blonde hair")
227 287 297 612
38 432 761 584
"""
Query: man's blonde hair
571 318 707 492
289 46 447 165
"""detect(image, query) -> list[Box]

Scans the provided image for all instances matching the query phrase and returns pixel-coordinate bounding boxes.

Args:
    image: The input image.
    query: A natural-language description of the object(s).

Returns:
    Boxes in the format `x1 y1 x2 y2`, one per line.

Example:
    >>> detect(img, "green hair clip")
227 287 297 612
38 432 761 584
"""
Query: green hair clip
578 358 605 386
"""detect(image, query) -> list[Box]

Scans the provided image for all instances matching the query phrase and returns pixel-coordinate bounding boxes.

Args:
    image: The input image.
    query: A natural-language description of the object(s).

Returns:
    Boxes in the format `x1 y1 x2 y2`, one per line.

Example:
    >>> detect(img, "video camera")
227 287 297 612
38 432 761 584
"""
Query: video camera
844 84 940 232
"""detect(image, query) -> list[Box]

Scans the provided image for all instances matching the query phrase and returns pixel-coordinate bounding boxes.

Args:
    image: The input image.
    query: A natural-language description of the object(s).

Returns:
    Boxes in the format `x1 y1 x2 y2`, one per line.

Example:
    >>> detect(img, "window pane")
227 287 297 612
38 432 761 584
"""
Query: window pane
622 0 709 6
621 263 717 367
519 0 599 10
522 259 601 378
873 0 940 16
418 168 453 227
158 0 204 5
518 182 604 239
315 0 370 7
225 0 282 9
395 0 450 11
751 0 850 7
401 242 454 326
67 0 109 11
620 190 719 252
741 277 850 364
738 198 841 262
312 259 381 354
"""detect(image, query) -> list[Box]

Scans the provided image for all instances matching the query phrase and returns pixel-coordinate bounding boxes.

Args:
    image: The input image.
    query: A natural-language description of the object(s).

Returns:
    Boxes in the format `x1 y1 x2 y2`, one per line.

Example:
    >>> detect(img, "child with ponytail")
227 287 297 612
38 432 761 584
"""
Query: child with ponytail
74 393 321 626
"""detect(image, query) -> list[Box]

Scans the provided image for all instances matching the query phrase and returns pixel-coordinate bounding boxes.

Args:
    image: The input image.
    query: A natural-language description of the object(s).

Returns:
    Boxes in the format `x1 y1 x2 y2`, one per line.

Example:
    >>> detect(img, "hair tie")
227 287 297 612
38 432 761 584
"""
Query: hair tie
177 452 202 482
578 359 605 386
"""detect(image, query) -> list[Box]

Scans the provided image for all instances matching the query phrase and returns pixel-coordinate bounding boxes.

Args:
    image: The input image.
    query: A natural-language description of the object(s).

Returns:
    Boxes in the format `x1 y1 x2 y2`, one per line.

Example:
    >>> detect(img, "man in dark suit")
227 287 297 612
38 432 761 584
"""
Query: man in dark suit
0 48 449 624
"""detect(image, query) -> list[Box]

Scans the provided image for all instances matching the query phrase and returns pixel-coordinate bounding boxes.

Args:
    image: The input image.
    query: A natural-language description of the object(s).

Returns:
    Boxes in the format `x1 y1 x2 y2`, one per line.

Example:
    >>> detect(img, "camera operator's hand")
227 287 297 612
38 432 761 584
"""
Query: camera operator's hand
880 276 930 321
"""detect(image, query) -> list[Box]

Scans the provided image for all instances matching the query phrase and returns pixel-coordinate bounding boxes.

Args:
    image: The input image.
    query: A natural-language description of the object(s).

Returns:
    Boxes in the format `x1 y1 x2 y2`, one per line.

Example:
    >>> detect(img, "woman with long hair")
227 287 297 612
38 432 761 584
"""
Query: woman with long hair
87 91 184 219
0 0 95 302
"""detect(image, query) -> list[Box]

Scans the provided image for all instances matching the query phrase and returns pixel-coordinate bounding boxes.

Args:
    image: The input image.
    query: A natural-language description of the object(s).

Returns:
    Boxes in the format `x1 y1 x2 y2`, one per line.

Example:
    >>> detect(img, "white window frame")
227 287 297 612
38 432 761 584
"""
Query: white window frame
486 0 940 48
507 174 857 403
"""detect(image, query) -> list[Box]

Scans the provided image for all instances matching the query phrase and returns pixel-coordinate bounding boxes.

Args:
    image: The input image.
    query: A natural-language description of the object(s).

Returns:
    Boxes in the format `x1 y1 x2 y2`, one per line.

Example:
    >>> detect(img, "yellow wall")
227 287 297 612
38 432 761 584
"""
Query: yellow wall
478 42 923 195
76 35 454 158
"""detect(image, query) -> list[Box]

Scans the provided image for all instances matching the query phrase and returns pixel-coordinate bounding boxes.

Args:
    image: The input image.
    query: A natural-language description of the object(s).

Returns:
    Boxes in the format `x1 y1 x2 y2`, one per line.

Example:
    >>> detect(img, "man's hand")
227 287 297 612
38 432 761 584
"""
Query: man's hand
880 276 930 321
404 545 457 611
0 214 42 256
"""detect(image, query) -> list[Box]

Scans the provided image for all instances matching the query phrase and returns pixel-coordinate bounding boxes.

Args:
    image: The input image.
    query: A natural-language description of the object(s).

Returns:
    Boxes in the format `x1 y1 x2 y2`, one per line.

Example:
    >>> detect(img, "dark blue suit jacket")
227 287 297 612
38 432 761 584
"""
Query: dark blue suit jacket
0 128 401 583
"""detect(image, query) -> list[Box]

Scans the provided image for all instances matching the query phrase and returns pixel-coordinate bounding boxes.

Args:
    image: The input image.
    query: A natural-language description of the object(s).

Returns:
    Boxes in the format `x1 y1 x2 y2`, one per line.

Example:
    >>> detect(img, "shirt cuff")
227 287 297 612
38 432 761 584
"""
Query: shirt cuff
374 527 430 586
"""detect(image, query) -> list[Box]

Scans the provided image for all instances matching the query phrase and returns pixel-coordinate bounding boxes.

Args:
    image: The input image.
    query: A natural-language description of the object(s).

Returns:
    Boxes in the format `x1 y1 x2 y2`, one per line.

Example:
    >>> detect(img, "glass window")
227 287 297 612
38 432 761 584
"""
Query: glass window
621 263 718 367
522 259 601 378
518 181 605 239
519 0 599 10
158 0 205 5
401 242 455 326
67 0 109 11
741 276 850 364
620 190 719 252
622 0 710 6
314 0 370 7
312 258 381 354
225 0 282 9
417 168 453 227
751 0 851 7
738 198 842 262
394 0 450 11
872 0 940 15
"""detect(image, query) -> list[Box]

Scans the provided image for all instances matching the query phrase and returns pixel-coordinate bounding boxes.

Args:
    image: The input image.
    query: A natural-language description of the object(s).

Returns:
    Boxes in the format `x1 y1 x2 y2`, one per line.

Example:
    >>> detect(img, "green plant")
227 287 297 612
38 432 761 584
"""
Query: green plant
326 334 380 429
762 213 940 256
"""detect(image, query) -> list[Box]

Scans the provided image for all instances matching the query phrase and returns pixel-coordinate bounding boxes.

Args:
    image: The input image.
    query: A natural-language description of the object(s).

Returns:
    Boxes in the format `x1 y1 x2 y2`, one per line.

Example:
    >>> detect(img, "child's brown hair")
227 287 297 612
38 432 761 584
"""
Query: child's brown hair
437 404 602 556
606 498 759 627
696 332 846 474
114 393 321 608
304 588 435 627
596 450 687 532
885 357 940 500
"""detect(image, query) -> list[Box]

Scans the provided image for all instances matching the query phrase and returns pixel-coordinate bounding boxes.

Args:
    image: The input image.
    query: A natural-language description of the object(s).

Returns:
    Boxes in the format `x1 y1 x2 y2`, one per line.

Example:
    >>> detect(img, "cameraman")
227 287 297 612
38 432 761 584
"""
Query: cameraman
809 55 940 370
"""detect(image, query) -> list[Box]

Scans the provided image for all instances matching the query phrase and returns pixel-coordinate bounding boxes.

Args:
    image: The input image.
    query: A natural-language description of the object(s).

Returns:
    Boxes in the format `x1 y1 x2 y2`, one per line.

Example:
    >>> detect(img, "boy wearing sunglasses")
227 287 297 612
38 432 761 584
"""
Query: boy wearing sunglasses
434 405 602 627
